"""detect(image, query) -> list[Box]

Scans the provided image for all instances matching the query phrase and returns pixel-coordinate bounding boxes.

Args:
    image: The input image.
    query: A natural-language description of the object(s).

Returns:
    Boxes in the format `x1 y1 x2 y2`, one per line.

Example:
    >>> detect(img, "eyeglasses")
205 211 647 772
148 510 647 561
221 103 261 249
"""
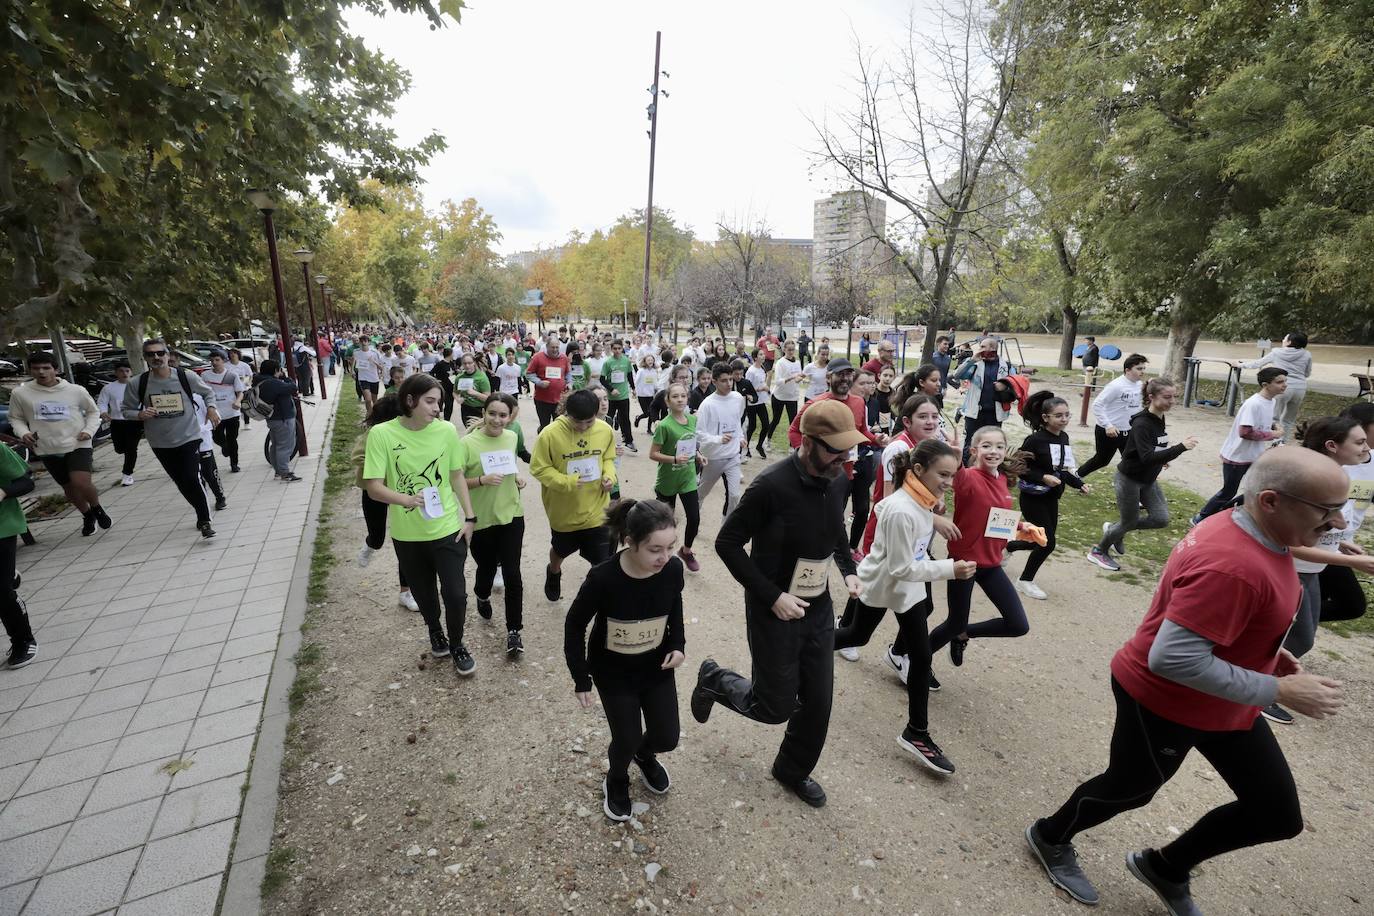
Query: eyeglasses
143 350 167 358
809 435 849 457
1274 491 1346 521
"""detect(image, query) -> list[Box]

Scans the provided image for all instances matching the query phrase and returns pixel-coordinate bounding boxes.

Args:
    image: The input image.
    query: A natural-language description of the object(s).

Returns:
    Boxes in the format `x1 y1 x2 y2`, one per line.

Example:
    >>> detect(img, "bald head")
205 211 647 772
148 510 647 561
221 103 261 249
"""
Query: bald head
1243 446 1350 547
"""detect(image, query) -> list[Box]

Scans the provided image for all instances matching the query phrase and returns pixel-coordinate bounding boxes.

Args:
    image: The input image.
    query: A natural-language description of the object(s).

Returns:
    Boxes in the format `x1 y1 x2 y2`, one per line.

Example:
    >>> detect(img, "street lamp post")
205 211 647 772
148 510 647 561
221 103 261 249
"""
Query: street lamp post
292 250 328 400
246 188 308 456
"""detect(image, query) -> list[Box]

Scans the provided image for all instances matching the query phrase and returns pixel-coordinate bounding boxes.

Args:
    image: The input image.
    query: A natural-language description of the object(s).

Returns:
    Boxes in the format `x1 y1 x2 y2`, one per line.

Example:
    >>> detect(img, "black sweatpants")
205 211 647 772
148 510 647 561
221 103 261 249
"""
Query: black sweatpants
745 403 769 452
1006 492 1059 582
848 453 877 549
108 420 142 476
393 531 469 645
635 395 655 431
765 397 797 439
471 517 524 631
534 399 557 432
656 489 700 550
1040 678 1303 877
1318 564 1367 621
197 450 224 502
152 440 211 526
596 673 680 783
1197 461 1251 520
835 589 934 733
1078 424 1127 477
930 565 1028 652
608 398 635 446
0 535 34 647
211 416 241 468
361 491 407 588
460 404 483 428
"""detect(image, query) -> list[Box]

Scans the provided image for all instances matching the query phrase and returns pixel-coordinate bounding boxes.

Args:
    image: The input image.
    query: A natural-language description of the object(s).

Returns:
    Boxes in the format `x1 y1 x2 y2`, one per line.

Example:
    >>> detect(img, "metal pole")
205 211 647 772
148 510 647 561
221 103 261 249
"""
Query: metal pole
300 263 327 399
641 30 662 327
260 210 309 456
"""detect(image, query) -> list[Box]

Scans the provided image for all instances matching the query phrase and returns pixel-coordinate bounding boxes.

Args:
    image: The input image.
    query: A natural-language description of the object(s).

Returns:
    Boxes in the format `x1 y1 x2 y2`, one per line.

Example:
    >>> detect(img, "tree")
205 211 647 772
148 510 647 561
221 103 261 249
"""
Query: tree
526 257 574 323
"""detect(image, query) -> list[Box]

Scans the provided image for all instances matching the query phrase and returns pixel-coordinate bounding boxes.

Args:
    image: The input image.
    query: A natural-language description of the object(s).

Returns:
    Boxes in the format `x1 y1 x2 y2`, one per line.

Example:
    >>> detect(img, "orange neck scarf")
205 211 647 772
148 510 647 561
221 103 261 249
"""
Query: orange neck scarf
901 474 939 510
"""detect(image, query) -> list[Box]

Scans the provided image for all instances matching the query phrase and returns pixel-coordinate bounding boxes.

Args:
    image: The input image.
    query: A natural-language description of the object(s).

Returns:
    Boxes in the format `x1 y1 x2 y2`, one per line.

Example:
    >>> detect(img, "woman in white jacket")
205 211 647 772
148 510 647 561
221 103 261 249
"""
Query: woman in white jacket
835 438 975 776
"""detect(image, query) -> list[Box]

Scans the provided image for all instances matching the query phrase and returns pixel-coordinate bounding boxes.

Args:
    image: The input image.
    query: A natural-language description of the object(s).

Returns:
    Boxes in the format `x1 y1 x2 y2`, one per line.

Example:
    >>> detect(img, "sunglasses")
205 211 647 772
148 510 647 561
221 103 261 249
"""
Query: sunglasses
143 350 168 358
810 436 849 457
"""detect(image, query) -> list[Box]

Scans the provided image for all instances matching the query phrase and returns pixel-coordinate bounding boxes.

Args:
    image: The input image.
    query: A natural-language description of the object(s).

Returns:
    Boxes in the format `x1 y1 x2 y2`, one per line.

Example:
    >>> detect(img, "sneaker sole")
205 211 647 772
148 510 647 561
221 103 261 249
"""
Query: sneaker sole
453 664 475 677
690 687 713 724
1085 551 1119 572
637 764 671 795
837 649 860 662
1017 584 1048 600
431 645 451 659
1025 825 1100 906
896 735 954 776
602 779 632 822
1260 708 1294 725
1125 851 1187 916
6 649 37 670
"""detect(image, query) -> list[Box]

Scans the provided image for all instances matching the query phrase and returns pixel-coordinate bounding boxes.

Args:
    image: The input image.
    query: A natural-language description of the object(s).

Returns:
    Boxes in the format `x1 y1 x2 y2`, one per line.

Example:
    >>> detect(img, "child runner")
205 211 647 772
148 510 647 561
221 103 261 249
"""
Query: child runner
192 393 226 512
836 439 976 774
687 366 713 413
603 340 637 451
564 499 686 822
462 393 527 657
651 382 707 572
353 394 416 612
802 344 830 403
744 350 771 459
695 363 747 519
455 352 492 427
363 374 479 674
1088 377 1199 571
1006 390 1090 600
1191 367 1287 524
1077 353 1148 477
1 442 37 668
764 339 805 441
1318 402 1374 624
633 355 660 431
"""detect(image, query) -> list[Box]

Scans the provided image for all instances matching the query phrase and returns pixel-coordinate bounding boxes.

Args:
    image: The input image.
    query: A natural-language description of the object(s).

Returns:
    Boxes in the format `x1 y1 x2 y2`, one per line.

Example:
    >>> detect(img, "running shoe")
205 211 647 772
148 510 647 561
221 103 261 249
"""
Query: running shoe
928 671 941 692
213 497 228 511
1102 522 1126 555
1016 580 1048 601
452 644 475 676
897 726 955 776
1261 703 1294 725
838 646 860 662
5 641 37 670
1188 512 1202 529
356 545 376 568
634 754 671 794
1126 849 1202 916
94 506 112 529
691 659 720 723
949 636 968 667
756 444 767 460
81 512 96 537
1086 547 1120 571
603 776 632 822
230 465 240 473
476 596 493 621
678 547 701 572
198 521 216 539
771 766 826 808
121 474 135 487
280 473 302 482
1025 819 1100 906
544 566 561 602
399 591 420 612
506 630 524 656
623 442 638 453
884 646 909 685
429 631 450 658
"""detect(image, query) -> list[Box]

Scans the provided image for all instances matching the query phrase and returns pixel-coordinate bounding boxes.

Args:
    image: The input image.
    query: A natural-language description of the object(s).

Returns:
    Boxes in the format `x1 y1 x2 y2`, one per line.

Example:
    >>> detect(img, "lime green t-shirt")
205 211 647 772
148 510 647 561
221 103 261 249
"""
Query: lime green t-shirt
652 412 699 495
456 370 491 408
461 427 524 530
603 355 633 401
361 418 465 542
0 443 30 539
569 362 588 391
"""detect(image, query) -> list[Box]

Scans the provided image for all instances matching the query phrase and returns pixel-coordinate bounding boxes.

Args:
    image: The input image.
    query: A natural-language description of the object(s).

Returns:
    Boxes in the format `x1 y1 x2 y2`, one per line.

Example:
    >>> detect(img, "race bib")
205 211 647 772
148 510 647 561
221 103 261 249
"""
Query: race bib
571 366 585 378
419 486 445 520
605 616 667 655
789 557 831 598
545 367 563 380
479 450 517 476
984 507 1020 540
611 371 627 384
37 400 70 422
456 377 475 391
150 393 185 417
1348 479 1374 507
566 456 600 482
675 437 697 459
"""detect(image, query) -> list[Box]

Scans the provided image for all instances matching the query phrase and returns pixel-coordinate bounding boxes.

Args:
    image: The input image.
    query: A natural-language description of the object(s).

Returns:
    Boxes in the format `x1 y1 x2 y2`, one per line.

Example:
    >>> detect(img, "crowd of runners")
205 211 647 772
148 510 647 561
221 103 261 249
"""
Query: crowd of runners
1 319 1364 915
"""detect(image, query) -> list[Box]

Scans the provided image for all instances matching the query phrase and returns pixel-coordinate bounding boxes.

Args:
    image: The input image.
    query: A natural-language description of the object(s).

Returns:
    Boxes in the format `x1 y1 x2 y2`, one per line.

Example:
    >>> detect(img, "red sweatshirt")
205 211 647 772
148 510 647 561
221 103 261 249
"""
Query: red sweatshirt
947 465 1014 567
786 392 879 449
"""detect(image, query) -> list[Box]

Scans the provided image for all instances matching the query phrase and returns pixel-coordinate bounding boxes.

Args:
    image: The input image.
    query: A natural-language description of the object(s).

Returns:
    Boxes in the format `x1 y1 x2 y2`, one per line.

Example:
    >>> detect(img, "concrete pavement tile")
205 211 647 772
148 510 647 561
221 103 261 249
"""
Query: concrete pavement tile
124 819 234 900
0 822 66 886
4 696 84 735
82 758 175 816
148 585 204 609
16 738 118 796
121 616 189 643
109 634 178 666
49 798 159 871
0 777 95 841
66 626 136 656
138 602 188 624
87 609 148 635
141 667 215 705
106 720 192 771
48 646 121 679
198 675 268 717
73 683 151 722
194 589 246 613
0 760 37 802
0 879 35 914
226 611 282 640
126 692 205 735
117 874 220 916
218 632 278 663
0 681 37 714
109 578 170 602
22 847 140 916
186 704 262 750
92 595 160 618
0 725 61 768
0 658 57 688
92 657 162 691
31 619 92 644
156 644 221 677
170 623 231 653
48 706 138 755
149 773 245 841
169 735 253 790
235 594 286 619
209 651 273 688
22 669 103 707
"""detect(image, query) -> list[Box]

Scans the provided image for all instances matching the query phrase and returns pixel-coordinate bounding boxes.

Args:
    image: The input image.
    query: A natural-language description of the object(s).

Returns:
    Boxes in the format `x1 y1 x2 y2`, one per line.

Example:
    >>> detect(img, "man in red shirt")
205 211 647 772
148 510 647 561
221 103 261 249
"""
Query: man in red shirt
316 334 334 375
1026 446 1346 914
527 336 570 431
786 359 888 466
861 338 896 377
755 328 780 371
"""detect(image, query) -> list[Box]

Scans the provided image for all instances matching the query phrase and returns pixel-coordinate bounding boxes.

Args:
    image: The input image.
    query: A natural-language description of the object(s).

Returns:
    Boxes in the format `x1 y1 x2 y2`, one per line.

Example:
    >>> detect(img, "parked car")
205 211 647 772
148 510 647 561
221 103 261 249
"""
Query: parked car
0 358 19 378
186 339 231 361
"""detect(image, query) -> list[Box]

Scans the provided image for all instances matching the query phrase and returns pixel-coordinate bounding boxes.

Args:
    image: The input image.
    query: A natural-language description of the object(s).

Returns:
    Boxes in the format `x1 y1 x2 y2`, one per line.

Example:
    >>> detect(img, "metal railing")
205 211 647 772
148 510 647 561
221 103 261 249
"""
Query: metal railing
1183 358 1244 416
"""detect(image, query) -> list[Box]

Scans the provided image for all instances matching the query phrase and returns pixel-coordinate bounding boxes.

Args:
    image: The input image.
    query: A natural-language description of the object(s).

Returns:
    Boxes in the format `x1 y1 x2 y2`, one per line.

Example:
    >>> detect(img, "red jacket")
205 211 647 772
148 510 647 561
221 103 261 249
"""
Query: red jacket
529 351 570 404
787 392 879 449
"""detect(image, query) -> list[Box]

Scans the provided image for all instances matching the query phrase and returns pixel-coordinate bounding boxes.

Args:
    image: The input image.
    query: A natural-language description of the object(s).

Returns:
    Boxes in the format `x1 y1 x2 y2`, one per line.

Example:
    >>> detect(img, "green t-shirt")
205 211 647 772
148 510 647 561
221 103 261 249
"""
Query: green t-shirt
362 418 465 542
569 362 587 391
516 351 530 370
603 355 633 401
0 443 30 539
652 412 699 495
461 427 523 530
456 370 491 408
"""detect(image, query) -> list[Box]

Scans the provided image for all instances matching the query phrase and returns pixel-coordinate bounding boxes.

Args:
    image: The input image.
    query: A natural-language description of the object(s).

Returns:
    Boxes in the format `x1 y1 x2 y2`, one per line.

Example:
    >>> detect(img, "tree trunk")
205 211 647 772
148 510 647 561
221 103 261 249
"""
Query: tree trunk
1162 311 1204 385
1057 295 1079 370
122 317 147 373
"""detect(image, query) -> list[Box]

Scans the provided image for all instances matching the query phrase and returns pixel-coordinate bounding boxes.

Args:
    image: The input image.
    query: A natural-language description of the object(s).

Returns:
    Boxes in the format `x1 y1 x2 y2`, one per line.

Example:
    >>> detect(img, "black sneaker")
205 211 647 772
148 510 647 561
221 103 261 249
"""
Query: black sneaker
1261 703 1294 725
543 565 561 602
623 442 638 453
506 630 524 656
198 521 216 539
897 726 955 776
771 766 826 808
452 644 475 676
757 444 767 460
603 776 632 822
214 497 227 511
691 659 720 723
81 511 97 536
634 754 671 794
93 506 112 529
1025 819 1100 906
230 464 240 473
1126 849 1202 916
950 636 968 667
476 596 493 620
429 631 451 658
5 641 37 670
928 671 942 692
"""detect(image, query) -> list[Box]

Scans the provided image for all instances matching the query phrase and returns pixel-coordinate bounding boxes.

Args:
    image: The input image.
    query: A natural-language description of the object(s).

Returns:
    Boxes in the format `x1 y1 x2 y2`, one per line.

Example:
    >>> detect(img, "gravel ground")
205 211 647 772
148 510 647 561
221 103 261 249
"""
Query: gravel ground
263 398 1374 916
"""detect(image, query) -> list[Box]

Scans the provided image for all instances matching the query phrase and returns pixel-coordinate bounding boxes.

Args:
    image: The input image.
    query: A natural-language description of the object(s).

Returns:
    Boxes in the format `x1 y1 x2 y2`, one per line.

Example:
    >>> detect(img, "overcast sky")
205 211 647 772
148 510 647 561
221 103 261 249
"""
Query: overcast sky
348 1 928 254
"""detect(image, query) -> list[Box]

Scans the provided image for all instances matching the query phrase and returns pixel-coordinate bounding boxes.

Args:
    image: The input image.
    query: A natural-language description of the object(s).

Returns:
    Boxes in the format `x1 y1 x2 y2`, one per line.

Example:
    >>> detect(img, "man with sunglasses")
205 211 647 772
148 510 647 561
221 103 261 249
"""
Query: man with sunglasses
122 338 220 538
1028 446 1345 914
691 400 866 808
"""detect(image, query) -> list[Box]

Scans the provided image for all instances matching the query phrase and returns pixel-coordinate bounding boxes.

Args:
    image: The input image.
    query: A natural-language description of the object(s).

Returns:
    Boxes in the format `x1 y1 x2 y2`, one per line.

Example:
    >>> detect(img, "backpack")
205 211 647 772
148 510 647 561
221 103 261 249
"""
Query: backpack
137 368 194 414
243 380 275 420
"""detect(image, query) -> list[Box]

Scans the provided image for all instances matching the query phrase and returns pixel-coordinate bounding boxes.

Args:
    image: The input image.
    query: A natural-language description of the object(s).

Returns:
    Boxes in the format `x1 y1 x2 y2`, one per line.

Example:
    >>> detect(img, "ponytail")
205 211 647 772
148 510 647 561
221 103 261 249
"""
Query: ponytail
1020 389 1066 431
889 439 958 488
606 498 676 548
1142 376 1176 404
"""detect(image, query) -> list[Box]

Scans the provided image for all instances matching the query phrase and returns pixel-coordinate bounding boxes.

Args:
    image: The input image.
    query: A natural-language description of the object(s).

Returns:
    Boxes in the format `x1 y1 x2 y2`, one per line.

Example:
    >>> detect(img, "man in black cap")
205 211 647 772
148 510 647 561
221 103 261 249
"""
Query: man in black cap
692 399 866 807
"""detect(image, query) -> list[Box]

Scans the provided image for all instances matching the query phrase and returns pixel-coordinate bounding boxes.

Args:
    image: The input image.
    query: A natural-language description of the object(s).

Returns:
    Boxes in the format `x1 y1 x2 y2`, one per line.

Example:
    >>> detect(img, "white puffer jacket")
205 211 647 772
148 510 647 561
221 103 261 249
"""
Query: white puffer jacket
857 486 956 612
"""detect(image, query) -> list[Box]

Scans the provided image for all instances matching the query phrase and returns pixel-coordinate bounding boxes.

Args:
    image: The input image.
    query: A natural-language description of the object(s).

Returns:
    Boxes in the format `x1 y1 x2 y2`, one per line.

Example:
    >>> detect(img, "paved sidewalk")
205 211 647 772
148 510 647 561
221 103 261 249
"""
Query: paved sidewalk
0 394 337 916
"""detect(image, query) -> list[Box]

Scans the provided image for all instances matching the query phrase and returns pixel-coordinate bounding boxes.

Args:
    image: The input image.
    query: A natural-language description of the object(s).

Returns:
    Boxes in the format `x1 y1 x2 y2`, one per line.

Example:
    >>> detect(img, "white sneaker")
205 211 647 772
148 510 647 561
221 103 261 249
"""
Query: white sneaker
398 591 419 612
1017 580 1048 601
838 646 860 662
884 645 910 685
357 545 377 568
121 474 135 487
492 568 505 592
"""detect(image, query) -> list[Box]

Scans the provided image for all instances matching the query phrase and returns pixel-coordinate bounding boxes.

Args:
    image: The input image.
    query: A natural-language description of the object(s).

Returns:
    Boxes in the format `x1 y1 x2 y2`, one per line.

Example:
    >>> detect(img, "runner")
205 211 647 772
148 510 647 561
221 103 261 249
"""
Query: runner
362 373 479 674
1005 391 1090 600
1191 367 1287 524
528 336 570 432
602 340 637 451
743 349 772 459
633 354 659 431
530 389 616 602
585 341 607 386
1 441 37 668
695 363 747 519
650 383 706 572
353 338 388 415
730 359 760 464
352 393 417 612
686 367 713 413
764 340 805 441
8 351 109 536
455 352 492 428
892 363 960 448
191 391 226 512
462 393 527 656
691 400 866 808
432 347 456 421
871 365 897 439
802 344 830 403
848 368 880 551
226 348 256 428
1077 354 1148 477
1027 446 1345 913
1315 403 1374 625
835 438 975 774
202 352 246 473
97 362 141 486
495 349 523 398
1089 378 1199 571
564 498 686 821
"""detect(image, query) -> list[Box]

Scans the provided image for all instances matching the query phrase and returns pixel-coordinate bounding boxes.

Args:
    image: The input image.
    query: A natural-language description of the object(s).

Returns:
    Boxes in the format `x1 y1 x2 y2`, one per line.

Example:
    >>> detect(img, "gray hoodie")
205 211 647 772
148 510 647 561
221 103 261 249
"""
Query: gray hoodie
1243 346 1312 385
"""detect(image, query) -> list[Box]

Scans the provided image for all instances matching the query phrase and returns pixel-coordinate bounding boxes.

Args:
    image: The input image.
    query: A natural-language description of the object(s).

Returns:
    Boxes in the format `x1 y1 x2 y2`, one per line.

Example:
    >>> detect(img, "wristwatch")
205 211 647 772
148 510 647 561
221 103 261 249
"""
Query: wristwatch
465 516 478 523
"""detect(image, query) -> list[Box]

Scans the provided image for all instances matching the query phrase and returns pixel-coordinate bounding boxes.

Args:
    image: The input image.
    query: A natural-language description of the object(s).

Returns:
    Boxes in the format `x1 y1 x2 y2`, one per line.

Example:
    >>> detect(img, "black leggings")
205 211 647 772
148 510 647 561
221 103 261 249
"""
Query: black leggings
766 397 798 439
1040 678 1302 877
635 395 655 431
109 420 142 475
1318 564 1367 621
835 591 934 732
534 399 557 432
197 451 224 501
745 403 769 451
608 398 635 446
656 489 700 549
596 673 680 782
361 491 407 588
152 441 211 526
211 416 240 468
930 565 1028 652
460 404 483 428
471 517 524 631
1078 424 1127 477
1006 492 1059 582
0 535 33 647
848 454 876 549
392 531 469 645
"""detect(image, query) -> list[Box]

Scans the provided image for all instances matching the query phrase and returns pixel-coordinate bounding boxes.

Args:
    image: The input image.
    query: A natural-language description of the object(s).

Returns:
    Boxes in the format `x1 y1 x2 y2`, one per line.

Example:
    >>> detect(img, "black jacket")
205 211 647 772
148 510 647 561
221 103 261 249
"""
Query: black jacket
252 373 298 419
1117 410 1187 485
1017 429 1084 498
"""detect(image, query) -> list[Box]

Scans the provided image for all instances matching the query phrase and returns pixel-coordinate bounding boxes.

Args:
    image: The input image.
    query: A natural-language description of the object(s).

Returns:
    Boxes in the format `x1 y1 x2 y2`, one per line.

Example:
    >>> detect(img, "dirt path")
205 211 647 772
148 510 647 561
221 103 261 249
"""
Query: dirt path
264 401 1374 916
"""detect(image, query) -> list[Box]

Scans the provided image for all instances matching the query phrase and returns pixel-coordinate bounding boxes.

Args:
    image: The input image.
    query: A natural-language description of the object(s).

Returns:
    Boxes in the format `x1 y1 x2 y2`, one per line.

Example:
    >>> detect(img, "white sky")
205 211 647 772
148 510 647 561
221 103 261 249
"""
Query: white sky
348 0 929 254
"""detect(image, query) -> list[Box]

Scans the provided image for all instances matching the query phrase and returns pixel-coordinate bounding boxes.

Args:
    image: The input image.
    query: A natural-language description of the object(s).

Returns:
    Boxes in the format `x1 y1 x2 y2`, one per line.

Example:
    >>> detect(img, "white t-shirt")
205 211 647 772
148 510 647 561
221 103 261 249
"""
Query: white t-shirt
745 365 769 399
1294 458 1374 573
803 363 829 400
772 357 803 401
355 348 387 384
585 356 606 381
1090 374 1142 431
226 360 254 386
634 368 660 397
97 380 127 420
1219 393 1277 464
496 362 523 395
397 354 419 377
417 352 440 373
193 394 215 453
200 369 246 419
